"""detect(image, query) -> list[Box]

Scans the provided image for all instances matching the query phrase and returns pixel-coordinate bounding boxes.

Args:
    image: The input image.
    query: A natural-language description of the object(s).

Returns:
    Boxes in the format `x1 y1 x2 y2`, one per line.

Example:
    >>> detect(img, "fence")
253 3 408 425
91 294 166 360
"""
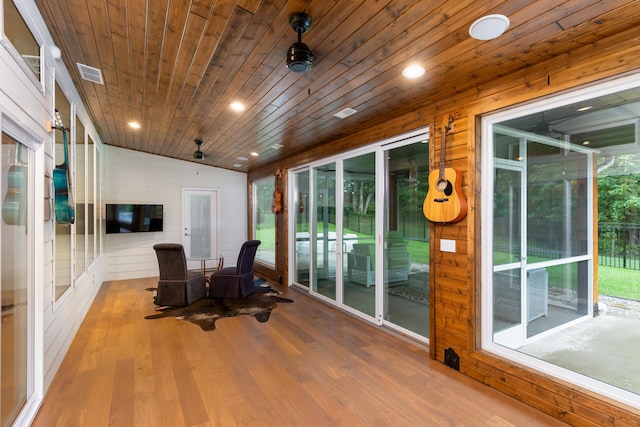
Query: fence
598 222 640 270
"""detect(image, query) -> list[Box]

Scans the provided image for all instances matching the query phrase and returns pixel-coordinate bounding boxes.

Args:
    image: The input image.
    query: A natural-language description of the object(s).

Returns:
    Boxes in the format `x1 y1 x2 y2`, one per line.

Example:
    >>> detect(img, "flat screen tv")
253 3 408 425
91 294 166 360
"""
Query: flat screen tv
105 204 163 234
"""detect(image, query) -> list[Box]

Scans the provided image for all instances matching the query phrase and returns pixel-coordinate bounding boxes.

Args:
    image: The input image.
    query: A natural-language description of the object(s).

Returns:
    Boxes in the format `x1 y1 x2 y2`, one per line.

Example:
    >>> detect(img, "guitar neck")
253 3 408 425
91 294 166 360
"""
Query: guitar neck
439 128 446 180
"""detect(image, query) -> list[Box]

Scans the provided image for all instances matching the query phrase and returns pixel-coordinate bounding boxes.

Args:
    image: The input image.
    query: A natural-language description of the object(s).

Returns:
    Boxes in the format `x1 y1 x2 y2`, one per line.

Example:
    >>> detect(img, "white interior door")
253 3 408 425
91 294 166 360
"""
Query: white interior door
182 188 218 271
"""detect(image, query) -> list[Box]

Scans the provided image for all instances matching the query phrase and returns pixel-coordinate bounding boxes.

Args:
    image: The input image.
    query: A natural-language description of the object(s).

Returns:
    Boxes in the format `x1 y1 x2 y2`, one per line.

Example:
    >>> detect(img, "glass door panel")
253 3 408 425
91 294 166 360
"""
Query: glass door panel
312 163 336 300
383 143 430 338
293 171 310 287
493 165 525 347
1 135 30 426
182 189 218 271
343 153 376 316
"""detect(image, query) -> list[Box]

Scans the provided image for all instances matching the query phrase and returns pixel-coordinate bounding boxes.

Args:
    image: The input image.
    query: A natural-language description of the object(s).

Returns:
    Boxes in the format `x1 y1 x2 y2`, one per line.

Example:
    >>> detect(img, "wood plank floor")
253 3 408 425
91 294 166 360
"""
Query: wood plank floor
32 278 568 426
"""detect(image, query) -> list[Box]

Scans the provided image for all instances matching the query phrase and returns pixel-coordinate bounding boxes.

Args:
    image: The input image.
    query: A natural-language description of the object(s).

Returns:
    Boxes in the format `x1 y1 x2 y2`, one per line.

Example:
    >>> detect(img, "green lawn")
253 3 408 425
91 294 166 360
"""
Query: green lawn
598 265 640 300
271 229 639 300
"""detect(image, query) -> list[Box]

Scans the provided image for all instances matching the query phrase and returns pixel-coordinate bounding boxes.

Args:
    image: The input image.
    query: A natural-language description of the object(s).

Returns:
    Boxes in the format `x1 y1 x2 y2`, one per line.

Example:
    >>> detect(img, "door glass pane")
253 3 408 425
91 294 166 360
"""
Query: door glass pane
293 171 310 287
343 153 376 316
493 268 522 334
95 148 101 258
189 195 211 259
55 83 72 300
527 143 589 259
254 177 275 266
494 167 521 266
384 143 430 337
87 136 94 265
312 163 336 300
1 134 29 426
182 190 218 272
75 118 85 278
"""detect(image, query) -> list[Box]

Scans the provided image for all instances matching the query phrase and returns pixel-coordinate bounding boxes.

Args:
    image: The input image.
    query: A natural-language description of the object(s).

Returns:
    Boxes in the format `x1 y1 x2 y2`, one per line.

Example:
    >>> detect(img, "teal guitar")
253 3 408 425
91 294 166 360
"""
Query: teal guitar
2 143 27 226
53 109 75 224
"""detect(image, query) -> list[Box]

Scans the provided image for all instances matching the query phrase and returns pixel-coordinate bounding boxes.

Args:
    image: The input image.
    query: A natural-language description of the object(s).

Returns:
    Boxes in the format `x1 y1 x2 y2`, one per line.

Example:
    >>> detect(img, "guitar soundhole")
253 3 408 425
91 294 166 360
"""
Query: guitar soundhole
444 180 453 196
436 179 453 196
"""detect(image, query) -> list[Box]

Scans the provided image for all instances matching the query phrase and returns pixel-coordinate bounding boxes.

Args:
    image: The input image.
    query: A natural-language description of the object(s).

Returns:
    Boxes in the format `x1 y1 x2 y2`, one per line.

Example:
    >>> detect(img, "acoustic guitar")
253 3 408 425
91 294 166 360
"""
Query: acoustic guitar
52 109 75 224
271 168 282 214
2 144 27 226
423 115 467 223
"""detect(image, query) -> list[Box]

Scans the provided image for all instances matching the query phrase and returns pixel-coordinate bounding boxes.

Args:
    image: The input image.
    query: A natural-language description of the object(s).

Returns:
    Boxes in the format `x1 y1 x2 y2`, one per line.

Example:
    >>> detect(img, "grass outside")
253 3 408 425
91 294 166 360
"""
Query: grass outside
268 226 639 300
598 265 640 300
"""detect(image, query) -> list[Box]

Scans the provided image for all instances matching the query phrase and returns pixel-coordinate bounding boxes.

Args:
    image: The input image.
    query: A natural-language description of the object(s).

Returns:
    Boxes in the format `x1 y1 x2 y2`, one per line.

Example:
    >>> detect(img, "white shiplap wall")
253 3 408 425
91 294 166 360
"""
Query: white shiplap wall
103 146 248 281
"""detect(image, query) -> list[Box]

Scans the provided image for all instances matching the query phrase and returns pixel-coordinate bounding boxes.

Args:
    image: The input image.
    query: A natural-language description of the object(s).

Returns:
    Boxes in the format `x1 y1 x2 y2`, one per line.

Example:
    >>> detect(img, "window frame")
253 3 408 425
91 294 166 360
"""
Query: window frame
0 0 46 93
480 72 640 410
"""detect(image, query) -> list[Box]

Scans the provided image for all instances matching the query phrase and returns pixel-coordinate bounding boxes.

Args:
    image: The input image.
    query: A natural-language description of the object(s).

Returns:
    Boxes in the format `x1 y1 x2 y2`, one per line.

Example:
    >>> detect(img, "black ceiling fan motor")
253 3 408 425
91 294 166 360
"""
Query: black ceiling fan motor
193 139 204 160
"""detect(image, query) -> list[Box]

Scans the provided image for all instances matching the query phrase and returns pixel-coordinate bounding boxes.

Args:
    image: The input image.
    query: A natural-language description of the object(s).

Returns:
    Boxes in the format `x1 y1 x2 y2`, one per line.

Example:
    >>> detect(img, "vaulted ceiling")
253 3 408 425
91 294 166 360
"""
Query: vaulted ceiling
34 0 640 172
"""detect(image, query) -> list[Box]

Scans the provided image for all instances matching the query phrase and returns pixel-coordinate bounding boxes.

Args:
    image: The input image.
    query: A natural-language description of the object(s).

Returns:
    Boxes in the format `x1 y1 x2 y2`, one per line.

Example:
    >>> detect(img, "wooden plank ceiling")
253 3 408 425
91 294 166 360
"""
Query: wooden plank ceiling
34 0 640 172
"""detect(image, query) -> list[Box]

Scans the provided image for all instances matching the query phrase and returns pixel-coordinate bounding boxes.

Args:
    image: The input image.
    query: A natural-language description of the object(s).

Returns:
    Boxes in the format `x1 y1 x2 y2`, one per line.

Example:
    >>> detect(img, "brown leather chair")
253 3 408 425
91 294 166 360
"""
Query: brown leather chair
153 243 206 306
208 240 261 299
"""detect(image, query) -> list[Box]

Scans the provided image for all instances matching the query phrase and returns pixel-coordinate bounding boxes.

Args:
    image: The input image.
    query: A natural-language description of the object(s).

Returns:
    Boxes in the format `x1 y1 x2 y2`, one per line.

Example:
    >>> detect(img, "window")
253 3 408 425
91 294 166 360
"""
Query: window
75 117 85 279
482 74 640 409
54 82 73 301
1 118 39 427
253 176 276 266
2 0 42 86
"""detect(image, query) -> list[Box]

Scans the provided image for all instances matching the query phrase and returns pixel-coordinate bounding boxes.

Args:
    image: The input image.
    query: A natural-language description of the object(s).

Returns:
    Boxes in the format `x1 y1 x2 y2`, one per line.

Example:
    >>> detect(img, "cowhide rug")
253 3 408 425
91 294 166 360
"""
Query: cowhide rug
144 280 293 331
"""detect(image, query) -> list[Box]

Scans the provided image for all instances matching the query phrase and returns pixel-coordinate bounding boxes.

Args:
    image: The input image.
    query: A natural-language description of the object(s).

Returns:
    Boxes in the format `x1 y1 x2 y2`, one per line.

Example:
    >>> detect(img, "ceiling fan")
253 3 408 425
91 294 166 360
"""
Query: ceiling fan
286 12 313 72
193 139 204 160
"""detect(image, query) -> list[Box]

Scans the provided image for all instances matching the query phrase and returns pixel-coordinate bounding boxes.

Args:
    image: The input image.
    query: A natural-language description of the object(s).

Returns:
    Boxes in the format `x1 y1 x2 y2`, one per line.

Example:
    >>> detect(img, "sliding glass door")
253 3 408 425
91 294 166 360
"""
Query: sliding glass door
290 127 431 341
293 171 310 288
383 143 430 337
311 163 337 301
343 153 376 317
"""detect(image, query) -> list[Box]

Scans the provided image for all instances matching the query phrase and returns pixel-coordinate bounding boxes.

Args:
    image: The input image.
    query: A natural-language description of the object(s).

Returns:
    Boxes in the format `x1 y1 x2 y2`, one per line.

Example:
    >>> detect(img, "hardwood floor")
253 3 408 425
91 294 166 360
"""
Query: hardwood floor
32 278 568 426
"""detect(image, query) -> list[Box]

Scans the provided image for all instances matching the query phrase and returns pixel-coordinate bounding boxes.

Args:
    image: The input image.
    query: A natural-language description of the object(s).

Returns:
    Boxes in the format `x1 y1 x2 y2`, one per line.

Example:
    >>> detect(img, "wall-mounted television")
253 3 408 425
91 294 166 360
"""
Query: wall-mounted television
105 204 163 234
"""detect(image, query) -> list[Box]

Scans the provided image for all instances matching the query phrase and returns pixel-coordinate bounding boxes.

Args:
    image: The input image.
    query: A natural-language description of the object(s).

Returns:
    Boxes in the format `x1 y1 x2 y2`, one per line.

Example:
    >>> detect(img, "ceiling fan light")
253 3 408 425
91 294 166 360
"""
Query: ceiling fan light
287 42 313 72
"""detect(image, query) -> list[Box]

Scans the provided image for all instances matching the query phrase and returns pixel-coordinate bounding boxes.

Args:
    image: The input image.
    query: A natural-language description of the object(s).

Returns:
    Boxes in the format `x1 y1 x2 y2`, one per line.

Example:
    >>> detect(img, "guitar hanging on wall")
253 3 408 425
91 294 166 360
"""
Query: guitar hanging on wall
423 115 467 223
2 143 27 226
52 109 75 224
271 168 283 214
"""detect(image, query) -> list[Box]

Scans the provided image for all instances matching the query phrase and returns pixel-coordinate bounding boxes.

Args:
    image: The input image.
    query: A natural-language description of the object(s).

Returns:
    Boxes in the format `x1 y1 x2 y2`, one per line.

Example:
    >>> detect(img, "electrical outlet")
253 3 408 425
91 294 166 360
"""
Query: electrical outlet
440 239 456 253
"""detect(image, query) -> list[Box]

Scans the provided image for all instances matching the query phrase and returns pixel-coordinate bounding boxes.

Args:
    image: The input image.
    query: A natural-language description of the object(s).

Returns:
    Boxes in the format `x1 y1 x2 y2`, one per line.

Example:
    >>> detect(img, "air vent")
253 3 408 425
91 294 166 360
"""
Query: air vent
334 108 357 119
76 63 104 84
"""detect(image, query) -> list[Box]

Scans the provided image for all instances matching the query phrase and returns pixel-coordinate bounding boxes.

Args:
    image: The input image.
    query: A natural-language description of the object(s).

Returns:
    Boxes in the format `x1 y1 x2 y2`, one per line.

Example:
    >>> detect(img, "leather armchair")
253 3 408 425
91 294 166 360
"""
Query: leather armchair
209 240 261 299
153 243 207 306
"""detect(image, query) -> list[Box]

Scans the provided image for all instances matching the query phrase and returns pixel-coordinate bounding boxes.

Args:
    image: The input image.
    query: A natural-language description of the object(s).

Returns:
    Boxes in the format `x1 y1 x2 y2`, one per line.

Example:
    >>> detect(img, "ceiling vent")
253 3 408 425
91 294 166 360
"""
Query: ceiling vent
333 108 357 119
76 63 104 84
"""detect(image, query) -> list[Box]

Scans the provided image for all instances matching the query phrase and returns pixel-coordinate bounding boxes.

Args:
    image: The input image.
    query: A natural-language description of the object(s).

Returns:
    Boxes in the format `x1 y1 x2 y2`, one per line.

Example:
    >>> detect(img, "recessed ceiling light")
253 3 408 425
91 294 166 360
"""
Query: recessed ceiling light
250 151 259 157
402 65 425 79
230 101 245 112
469 14 510 40
237 156 248 161
233 163 243 167
128 121 141 129
582 140 590 145
577 106 593 112
271 144 284 149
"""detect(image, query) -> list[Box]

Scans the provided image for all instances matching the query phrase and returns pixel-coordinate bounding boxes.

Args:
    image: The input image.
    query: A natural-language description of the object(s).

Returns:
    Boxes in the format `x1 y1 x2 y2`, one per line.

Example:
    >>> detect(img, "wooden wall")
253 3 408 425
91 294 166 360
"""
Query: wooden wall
248 24 640 425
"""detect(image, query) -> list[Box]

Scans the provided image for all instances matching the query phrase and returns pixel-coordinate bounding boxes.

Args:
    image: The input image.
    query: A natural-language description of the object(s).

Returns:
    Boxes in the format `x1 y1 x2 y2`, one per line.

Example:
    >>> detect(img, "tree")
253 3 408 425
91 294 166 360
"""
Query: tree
597 154 640 223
